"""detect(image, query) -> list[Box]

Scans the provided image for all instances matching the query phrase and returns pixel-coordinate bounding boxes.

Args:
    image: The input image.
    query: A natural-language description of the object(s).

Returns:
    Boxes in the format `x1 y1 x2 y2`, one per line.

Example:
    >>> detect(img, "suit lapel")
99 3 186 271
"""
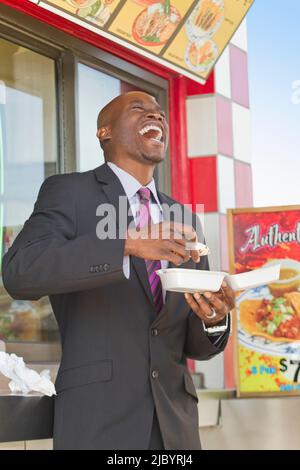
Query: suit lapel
95 163 125 223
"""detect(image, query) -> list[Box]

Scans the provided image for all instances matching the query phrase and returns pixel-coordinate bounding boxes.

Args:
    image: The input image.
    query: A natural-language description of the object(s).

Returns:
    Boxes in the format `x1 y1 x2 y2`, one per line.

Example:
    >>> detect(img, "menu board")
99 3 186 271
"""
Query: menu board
31 0 254 84
227 207 300 396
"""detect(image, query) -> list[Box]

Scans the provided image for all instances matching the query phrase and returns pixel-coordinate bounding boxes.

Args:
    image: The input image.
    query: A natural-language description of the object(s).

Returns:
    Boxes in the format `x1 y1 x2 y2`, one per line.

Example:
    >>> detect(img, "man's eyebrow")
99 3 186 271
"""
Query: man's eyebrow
129 100 165 113
128 100 145 106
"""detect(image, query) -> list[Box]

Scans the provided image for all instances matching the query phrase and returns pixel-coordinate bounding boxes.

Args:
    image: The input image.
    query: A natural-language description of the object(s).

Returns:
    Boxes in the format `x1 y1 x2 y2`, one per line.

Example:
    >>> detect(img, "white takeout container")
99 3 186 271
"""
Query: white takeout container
156 264 281 294
225 264 281 291
157 268 226 294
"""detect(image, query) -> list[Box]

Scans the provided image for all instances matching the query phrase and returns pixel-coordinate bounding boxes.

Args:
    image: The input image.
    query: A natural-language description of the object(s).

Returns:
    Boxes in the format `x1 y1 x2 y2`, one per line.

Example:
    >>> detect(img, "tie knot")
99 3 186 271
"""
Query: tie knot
138 187 151 203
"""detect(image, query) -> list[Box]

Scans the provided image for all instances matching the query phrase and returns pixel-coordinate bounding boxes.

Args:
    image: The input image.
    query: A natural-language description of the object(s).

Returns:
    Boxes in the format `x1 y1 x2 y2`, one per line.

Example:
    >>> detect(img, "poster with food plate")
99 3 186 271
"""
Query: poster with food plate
163 0 253 80
32 0 254 84
227 206 300 396
38 0 123 28
108 0 194 54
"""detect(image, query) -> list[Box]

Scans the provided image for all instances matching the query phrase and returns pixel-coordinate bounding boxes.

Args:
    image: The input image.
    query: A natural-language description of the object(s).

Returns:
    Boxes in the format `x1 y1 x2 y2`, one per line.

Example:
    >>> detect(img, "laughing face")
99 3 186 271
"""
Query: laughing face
97 92 169 166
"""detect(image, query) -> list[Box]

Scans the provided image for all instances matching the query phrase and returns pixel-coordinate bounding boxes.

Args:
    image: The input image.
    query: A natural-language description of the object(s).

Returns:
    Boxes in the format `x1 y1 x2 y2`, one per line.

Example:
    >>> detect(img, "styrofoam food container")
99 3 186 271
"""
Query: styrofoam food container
157 264 281 294
224 264 281 291
262 258 300 284
156 268 226 294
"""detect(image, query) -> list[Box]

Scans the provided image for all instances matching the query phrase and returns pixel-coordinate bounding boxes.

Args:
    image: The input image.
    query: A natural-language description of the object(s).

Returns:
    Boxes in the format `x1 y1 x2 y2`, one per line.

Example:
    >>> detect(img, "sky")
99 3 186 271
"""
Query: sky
247 0 300 207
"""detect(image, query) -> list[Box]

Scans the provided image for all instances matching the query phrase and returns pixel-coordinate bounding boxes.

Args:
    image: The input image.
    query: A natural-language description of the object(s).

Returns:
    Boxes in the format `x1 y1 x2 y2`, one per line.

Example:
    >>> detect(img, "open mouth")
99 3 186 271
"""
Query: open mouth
139 124 164 144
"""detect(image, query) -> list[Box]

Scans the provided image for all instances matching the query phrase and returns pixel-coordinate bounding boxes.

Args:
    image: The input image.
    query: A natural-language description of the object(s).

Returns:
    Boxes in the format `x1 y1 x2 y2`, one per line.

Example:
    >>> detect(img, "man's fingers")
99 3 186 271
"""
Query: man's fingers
192 293 216 317
164 222 197 242
190 250 200 263
173 238 187 246
164 241 189 264
151 223 199 251
184 292 219 324
184 293 202 314
166 241 189 260
132 221 203 266
203 291 229 316
220 281 236 310
165 252 185 266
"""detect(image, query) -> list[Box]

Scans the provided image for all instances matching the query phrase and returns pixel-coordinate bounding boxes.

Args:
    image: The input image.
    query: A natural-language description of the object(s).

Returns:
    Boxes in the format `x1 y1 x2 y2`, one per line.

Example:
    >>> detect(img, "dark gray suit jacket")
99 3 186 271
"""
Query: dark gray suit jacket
2 163 229 450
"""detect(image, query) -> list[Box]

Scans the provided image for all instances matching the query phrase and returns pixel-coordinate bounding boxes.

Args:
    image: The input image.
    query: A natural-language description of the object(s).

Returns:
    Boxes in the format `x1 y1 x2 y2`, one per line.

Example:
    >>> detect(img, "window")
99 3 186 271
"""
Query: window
77 63 144 172
0 38 59 344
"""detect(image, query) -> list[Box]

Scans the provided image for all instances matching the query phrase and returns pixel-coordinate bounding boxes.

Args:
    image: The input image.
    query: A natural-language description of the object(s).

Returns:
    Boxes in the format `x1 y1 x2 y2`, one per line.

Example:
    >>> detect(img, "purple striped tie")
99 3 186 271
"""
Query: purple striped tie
137 188 163 313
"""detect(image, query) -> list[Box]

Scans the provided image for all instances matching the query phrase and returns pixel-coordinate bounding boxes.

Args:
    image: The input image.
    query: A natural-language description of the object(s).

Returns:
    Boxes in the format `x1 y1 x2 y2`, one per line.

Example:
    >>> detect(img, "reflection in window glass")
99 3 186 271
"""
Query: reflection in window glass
77 63 143 172
0 38 59 343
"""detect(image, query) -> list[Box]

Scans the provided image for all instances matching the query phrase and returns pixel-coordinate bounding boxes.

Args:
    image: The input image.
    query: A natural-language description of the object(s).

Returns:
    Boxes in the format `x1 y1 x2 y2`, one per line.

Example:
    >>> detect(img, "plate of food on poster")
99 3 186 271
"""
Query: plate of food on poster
184 38 218 73
237 259 300 358
185 0 225 42
132 1 181 46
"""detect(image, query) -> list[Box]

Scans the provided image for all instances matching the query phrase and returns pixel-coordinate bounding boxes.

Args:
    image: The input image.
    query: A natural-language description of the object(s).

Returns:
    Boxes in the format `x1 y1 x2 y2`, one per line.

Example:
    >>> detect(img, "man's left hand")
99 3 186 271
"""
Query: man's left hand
184 281 235 326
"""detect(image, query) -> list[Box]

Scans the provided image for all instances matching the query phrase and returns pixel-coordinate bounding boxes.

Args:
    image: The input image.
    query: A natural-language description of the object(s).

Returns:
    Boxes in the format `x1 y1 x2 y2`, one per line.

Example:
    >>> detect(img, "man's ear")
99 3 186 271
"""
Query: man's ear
96 126 112 142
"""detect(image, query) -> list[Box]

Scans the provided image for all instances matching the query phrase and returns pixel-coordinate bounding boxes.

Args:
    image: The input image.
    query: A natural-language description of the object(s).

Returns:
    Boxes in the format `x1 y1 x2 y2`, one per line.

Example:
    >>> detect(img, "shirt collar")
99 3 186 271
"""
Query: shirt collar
107 162 162 212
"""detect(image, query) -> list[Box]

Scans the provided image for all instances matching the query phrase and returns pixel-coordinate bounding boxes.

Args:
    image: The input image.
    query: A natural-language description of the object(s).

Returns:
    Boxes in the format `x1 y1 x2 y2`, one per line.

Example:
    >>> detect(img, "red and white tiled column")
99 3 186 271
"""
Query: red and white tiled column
185 19 252 388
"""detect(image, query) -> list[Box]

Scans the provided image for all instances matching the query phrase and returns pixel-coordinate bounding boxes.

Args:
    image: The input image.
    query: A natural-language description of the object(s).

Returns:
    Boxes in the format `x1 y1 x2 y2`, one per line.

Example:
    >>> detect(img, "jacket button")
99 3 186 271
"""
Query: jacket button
103 263 110 272
151 370 159 379
151 328 158 336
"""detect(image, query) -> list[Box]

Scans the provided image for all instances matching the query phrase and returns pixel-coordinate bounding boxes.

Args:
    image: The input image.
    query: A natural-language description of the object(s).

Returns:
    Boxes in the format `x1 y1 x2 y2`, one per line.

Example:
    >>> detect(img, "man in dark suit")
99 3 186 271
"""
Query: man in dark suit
2 92 234 450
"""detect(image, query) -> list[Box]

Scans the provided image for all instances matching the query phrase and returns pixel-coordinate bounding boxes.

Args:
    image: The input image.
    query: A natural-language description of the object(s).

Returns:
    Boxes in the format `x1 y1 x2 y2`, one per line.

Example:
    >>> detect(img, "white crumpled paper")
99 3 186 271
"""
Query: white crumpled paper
0 351 56 397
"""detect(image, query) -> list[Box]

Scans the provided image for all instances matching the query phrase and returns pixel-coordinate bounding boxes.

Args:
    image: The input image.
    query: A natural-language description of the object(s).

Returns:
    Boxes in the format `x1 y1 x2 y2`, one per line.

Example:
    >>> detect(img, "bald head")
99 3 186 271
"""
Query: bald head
97 95 120 131
97 92 155 130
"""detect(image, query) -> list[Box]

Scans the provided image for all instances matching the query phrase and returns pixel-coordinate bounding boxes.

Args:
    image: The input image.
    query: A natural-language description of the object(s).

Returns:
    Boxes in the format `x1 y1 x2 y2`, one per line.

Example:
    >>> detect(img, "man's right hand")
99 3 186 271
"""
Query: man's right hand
124 221 201 266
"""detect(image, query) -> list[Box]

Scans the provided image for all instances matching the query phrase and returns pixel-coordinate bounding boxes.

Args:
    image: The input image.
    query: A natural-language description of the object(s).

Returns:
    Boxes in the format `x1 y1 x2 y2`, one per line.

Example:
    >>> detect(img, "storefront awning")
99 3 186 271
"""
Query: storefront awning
29 0 254 84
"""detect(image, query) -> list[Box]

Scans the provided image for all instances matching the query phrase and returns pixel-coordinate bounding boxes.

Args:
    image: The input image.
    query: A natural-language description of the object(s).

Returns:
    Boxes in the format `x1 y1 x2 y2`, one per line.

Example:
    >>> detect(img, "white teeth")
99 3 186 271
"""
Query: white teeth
139 125 163 141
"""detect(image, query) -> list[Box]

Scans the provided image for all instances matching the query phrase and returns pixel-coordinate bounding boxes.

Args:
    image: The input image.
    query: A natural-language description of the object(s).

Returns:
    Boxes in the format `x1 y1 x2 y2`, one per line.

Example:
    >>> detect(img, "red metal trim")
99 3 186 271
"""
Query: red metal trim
186 71 215 97
168 76 192 204
224 337 235 389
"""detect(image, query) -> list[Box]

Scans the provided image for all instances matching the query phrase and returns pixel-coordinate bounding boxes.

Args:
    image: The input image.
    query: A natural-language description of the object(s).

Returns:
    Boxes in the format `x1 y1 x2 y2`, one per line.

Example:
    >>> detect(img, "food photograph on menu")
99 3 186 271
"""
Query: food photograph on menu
37 0 254 83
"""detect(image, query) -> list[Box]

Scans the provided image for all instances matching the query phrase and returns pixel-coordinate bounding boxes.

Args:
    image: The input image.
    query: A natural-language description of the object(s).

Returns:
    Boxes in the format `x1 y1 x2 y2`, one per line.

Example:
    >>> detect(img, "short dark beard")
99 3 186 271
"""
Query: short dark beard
141 153 164 164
